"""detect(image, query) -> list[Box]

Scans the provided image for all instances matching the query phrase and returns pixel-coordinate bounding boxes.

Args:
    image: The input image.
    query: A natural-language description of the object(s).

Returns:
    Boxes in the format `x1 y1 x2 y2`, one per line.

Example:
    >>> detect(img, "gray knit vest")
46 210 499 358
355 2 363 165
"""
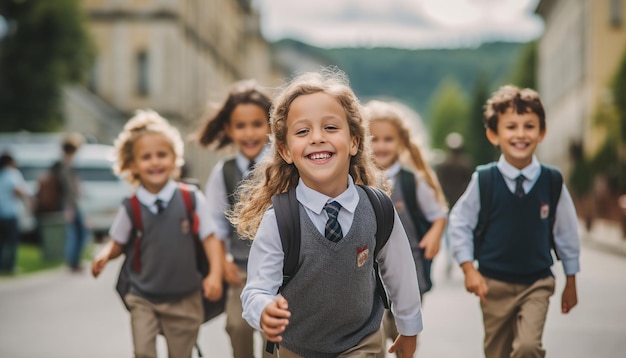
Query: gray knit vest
390 180 429 294
280 187 384 357
124 190 202 303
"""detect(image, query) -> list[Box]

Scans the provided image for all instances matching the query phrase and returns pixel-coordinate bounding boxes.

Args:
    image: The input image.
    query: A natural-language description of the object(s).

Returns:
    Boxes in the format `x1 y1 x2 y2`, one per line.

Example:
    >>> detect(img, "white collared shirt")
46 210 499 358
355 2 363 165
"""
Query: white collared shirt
448 155 581 275
108 179 214 244
241 176 423 336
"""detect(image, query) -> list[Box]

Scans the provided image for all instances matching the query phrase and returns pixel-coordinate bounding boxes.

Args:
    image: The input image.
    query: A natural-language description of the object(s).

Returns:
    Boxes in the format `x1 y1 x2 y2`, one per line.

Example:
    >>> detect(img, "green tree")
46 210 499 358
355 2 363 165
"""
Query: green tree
508 41 537 89
0 0 93 132
465 72 497 165
428 78 469 150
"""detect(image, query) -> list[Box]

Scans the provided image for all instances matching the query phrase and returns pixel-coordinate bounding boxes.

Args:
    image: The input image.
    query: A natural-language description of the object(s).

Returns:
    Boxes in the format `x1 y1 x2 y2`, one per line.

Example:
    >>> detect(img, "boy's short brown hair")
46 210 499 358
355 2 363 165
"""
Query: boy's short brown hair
484 85 546 133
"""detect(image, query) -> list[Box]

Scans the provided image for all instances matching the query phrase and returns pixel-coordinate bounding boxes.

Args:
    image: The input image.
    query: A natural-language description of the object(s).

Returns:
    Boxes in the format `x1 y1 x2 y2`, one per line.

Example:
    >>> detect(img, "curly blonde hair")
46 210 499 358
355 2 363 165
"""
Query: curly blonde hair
365 99 447 206
113 109 185 186
230 68 386 240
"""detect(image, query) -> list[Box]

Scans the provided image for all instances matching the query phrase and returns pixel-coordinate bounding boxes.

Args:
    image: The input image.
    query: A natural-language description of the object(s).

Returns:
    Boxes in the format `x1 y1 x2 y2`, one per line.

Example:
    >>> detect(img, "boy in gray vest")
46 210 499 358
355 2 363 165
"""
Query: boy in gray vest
448 85 580 358
91 110 224 358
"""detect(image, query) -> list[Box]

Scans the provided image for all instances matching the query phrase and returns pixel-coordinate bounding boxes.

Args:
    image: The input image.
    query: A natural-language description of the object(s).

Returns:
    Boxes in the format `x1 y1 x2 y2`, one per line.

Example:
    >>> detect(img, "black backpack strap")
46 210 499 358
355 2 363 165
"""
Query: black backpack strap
267 189 300 354
542 164 563 260
359 185 395 309
473 163 496 259
222 158 242 206
398 169 433 239
271 189 301 291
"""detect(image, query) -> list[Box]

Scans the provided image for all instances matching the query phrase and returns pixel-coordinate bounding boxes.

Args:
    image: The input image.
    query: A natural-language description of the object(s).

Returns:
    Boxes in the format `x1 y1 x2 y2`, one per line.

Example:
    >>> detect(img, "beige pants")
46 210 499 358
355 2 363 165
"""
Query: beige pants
125 290 203 358
276 327 385 358
226 268 272 358
481 276 555 358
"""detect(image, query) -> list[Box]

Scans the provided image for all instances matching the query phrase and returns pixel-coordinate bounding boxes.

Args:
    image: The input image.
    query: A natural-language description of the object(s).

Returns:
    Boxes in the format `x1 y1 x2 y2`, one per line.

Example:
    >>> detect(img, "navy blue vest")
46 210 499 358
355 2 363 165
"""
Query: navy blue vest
477 168 553 284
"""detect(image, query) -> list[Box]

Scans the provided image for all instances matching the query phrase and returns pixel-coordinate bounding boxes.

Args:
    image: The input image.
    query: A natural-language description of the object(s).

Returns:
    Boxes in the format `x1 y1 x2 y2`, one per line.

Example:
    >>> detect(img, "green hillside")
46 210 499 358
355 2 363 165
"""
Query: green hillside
272 40 524 122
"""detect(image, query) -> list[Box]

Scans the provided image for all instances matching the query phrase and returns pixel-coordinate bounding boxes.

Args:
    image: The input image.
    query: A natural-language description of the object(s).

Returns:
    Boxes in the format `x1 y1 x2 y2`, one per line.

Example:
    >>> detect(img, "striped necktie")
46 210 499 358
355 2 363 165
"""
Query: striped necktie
324 201 343 242
515 175 526 198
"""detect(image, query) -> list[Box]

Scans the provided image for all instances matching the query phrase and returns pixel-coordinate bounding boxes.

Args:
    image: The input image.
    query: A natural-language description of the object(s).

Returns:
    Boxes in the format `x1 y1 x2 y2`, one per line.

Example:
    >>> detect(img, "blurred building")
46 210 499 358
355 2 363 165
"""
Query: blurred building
64 0 282 184
535 0 626 175
535 0 626 233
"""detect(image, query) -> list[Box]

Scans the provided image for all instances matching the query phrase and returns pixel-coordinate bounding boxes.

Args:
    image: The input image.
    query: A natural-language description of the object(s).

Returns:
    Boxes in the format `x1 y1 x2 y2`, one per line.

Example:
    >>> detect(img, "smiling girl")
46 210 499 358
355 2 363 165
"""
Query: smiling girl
233 69 423 358
196 79 273 358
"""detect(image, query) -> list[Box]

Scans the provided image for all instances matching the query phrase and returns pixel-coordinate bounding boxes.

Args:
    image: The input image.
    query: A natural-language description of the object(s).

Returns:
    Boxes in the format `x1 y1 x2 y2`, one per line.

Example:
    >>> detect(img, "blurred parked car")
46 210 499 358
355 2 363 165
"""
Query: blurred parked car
0 135 131 243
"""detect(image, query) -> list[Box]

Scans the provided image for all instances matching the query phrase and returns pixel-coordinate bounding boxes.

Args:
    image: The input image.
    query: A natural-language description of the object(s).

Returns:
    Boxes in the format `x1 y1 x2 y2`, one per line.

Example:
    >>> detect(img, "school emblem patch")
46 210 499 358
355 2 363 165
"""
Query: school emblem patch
357 245 369 267
540 202 549 219
181 218 190 234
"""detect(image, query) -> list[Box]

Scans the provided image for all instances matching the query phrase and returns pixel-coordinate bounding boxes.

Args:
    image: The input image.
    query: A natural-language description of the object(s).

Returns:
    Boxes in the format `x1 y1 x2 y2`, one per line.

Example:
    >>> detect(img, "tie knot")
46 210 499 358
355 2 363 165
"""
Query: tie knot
516 174 526 184
324 201 342 218
154 199 164 214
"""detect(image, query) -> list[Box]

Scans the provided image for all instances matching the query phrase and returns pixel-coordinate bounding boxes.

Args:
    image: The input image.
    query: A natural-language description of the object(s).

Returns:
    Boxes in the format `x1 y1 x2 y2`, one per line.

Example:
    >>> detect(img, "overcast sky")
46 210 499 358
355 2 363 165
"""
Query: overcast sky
254 0 543 48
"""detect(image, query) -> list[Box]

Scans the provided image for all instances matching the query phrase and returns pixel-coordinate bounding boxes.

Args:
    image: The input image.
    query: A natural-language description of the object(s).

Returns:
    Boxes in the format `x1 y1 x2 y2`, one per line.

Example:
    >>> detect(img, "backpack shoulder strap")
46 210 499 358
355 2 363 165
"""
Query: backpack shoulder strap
398 168 432 238
128 195 143 273
222 158 242 206
178 182 199 235
542 164 563 260
271 189 301 291
473 162 496 258
359 185 395 257
359 184 395 310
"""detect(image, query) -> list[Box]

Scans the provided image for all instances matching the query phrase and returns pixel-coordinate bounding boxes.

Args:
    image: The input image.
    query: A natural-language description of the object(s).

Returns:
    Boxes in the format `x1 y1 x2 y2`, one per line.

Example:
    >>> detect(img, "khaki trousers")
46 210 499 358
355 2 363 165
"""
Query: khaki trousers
276 326 385 358
125 290 203 358
226 268 272 358
481 276 555 358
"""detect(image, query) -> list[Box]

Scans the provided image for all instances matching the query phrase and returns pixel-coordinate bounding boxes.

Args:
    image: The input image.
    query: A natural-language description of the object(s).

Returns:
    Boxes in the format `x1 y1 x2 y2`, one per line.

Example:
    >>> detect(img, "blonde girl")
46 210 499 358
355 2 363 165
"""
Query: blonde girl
366 100 448 352
92 110 224 358
196 79 272 358
234 69 423 358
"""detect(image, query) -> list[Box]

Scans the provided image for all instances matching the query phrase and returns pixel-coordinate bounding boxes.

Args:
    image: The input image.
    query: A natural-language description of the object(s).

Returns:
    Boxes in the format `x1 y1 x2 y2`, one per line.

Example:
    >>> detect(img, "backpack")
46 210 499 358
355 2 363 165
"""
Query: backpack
35 162 63 213
473 163 563 260
267 185 395 354
398 168 434 292
115 182 226 323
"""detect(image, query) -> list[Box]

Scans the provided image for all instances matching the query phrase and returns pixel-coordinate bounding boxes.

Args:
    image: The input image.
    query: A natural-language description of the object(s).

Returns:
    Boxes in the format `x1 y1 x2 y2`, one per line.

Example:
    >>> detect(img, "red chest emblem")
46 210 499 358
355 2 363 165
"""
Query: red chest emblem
357 245 369 267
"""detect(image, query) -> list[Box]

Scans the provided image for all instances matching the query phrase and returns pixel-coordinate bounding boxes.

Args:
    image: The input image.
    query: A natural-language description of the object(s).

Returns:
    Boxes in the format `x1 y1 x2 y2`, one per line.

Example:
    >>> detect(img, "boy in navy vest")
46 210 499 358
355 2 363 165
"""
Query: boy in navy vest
448 85 580 358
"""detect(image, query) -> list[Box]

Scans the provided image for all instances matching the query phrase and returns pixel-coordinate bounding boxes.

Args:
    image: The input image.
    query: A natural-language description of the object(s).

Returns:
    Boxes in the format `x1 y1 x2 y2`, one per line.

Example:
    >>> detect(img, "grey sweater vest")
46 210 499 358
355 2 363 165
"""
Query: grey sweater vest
390 181 429 294
124 190 202 303
280 187 384 357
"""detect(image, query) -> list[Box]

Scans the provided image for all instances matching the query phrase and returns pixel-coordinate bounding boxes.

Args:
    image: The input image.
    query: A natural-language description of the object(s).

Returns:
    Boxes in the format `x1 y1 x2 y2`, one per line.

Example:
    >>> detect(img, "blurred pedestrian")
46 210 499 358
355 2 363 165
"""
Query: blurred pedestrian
448 85 580 357
92 110 224 358
435 132 473 277
235 70 423 358
196 79 273 358
54 133 89 272
366 99 448 354
0 152 29 274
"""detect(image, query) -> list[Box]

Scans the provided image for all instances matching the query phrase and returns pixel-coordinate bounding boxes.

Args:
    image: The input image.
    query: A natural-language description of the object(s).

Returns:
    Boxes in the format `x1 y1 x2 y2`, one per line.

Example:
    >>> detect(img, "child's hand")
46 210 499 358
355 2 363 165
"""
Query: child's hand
388 334 417 357
91 256 107 278
418 231 441 260
461 263 488 303
260 295 290 343
561 275 578 314
203 273 223 301
224 260 243 286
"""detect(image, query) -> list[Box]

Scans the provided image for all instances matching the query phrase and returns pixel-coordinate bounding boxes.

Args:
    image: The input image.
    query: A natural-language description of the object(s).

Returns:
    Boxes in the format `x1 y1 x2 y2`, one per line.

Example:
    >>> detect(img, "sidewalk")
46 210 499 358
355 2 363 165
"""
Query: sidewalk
580 218 626 257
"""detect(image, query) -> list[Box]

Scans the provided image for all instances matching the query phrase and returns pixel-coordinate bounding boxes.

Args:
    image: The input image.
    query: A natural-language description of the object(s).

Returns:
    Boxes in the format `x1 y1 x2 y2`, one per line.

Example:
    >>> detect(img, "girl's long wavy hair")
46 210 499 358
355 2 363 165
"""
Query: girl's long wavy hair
230 69 387 240
365 100 447 206
195 79 272 149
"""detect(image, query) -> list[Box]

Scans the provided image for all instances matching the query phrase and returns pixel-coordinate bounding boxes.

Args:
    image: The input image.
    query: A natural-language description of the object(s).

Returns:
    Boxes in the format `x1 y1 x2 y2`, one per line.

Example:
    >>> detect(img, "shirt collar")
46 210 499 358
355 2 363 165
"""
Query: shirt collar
235 146 269 173
384 161 402 179
295 176 359 215
136 179 177 206
496 154 540 181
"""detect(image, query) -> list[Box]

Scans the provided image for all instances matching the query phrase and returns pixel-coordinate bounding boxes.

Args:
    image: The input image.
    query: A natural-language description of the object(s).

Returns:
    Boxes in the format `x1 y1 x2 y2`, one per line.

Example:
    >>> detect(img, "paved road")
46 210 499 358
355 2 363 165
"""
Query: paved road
1 241 625 357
